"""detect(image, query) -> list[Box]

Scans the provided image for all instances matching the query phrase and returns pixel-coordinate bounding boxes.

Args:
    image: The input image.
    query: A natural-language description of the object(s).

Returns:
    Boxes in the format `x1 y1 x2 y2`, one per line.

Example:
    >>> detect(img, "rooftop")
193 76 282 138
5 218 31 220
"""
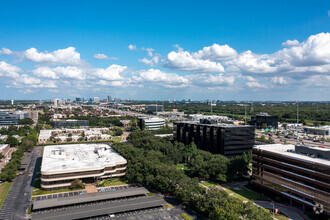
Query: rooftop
176 121 253 128
253 144 330 167
41 144 126 173
0 144 9 151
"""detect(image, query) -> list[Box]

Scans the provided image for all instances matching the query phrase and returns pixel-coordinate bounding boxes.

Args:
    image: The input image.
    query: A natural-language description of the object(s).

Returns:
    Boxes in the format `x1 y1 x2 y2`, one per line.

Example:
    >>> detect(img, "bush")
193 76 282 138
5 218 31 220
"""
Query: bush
69 179 84 189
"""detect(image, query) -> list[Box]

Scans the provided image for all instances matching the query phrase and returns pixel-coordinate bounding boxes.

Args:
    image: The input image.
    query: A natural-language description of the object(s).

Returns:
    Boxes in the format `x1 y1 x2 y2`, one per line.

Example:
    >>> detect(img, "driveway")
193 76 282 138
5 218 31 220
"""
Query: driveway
0 146 42 220
254 201 309 220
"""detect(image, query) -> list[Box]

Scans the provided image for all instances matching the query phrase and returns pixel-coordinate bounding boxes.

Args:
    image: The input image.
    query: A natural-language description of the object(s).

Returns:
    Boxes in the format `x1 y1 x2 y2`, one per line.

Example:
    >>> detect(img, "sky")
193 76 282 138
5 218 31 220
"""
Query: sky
0 0 330 101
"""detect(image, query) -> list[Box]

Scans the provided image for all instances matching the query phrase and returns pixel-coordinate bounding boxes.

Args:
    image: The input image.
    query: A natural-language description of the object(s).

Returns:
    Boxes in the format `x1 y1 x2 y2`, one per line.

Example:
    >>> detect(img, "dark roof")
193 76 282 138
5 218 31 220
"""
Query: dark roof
32 196 165 220
33 187 149 210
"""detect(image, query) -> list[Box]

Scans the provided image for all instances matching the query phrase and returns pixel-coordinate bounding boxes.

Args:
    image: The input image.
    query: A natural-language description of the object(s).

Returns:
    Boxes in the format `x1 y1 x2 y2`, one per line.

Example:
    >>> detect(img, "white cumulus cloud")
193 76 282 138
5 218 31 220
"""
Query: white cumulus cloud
192 44 237 61
92 64 126 81
94 53 118 60
164 50 225 73
0 48 13 55
282 39 300 47
23 47 83 66
0 61 21 78
128 44 137 50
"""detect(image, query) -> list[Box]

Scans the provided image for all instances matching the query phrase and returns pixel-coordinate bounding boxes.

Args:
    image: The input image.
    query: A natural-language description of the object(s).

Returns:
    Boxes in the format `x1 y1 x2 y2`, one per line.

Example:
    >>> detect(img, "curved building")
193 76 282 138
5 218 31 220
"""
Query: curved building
138 117 165 130
41 144 127 190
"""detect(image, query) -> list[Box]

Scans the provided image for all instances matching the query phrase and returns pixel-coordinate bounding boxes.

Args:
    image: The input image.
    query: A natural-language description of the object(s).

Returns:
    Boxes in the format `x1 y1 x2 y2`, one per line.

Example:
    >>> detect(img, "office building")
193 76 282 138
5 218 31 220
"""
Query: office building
13 110 28 120
173 120 255 157
252 144 329 216
53 99 60 107
0 111 19 125
107 95 112 102
145 104 164 113
93 97 100 103
304 126 330 136
138 117 165 130
50 119 89 128
250 112 278 129
41 144 127 189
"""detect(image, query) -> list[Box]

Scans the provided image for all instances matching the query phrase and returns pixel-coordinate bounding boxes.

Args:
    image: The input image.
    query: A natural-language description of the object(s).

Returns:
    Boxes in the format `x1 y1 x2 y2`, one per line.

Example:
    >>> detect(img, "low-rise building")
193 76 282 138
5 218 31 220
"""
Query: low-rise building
41 144 127 189
304 126 330 136
50 119 89 128
250 112 279 129
252 144 330 216
138 117 165 130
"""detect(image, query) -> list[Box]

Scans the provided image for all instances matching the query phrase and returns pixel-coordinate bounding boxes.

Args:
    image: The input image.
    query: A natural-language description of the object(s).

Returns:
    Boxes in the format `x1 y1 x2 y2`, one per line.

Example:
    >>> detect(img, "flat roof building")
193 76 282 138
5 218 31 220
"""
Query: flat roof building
174 120 255 157
41 144 127 190
304 126 330 136
50 119 89 128
250 112 278 129
145 104 164 113
138 117 165 130
0 111 19 125
252 144 330 217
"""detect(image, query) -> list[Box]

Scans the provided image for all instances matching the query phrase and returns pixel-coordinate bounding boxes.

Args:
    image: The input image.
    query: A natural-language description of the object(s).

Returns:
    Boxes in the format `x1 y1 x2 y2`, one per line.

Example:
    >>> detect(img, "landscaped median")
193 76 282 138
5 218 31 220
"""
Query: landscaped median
0 182 12 209
31 178 130 199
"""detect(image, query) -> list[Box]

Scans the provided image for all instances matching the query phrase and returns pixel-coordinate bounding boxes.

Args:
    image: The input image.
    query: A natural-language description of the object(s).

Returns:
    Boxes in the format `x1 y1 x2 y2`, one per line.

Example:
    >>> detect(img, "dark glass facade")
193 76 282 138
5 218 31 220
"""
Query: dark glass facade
50 120 89 128
173 122 255 157
250 114 278 129
0 112 19 125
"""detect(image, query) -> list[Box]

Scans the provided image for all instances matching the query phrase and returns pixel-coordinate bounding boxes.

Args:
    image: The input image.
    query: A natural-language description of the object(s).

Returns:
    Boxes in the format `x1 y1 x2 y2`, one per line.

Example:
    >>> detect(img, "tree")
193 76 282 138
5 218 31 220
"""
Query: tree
68 133 72 137
20 138 34 151
0 153 4 160
69 179 84 189
6 136 19 147
19 118 34 125
313 121 320 127
66 137 73 142
114 128 123 136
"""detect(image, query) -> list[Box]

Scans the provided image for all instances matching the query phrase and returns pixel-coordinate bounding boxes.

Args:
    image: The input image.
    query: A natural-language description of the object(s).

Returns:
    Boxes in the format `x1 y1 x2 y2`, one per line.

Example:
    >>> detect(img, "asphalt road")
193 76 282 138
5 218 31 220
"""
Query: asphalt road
0 146 42 220
254 201 308 220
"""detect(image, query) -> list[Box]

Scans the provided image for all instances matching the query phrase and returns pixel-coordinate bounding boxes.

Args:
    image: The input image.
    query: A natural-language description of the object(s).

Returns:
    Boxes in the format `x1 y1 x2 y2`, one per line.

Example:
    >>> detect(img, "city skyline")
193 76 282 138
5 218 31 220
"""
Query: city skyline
0 1 330 101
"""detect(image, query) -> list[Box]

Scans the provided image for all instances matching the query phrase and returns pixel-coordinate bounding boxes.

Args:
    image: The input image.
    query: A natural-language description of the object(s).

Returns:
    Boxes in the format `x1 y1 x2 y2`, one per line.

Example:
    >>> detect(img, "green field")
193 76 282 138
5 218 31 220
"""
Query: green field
0 182 12 208
200 181 217 187
224 187 265 201
98 178 129 187
176 163 188 171
111 137 122 143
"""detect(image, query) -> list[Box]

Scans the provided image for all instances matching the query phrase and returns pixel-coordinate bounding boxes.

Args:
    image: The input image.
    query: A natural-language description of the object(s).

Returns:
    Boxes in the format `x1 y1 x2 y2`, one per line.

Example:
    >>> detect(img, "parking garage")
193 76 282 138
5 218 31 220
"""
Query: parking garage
32 186 148 211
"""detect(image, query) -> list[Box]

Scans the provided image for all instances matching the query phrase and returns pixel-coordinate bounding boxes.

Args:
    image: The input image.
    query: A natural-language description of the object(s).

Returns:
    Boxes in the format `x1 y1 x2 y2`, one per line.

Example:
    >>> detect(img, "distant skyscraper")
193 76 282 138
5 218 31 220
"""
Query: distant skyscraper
107 95 112 102
11 100 14 105
93 97 100 103
53 99 60 107
76 97 82 102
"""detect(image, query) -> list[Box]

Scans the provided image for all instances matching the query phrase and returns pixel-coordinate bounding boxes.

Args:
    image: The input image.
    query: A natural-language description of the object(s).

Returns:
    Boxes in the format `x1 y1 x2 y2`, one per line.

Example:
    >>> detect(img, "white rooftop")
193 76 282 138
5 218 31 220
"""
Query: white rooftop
254 144 330 167
0 144 9 151
41 144 126 173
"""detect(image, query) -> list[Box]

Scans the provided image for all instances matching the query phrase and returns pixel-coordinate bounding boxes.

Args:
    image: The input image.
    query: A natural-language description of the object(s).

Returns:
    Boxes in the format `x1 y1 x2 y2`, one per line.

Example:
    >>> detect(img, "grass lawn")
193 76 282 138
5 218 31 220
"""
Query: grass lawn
224 187 264 201
32 186 82 197
0 182 13 208
176 163 188 171
99 178 129 187
112 137 122 143
200 181 217 187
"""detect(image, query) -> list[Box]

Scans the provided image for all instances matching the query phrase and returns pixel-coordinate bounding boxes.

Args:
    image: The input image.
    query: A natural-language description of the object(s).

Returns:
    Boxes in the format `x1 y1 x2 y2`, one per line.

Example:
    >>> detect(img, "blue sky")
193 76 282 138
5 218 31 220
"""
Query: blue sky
0 0 329 101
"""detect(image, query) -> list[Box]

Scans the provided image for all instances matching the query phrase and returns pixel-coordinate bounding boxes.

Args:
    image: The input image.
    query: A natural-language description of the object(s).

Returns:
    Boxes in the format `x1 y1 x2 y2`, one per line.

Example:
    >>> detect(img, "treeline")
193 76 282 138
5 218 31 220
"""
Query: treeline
0 125 39 145
127 130 251 182
0 138 34 182
112 130 271 219
71 116 136 127
165 102 329 123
